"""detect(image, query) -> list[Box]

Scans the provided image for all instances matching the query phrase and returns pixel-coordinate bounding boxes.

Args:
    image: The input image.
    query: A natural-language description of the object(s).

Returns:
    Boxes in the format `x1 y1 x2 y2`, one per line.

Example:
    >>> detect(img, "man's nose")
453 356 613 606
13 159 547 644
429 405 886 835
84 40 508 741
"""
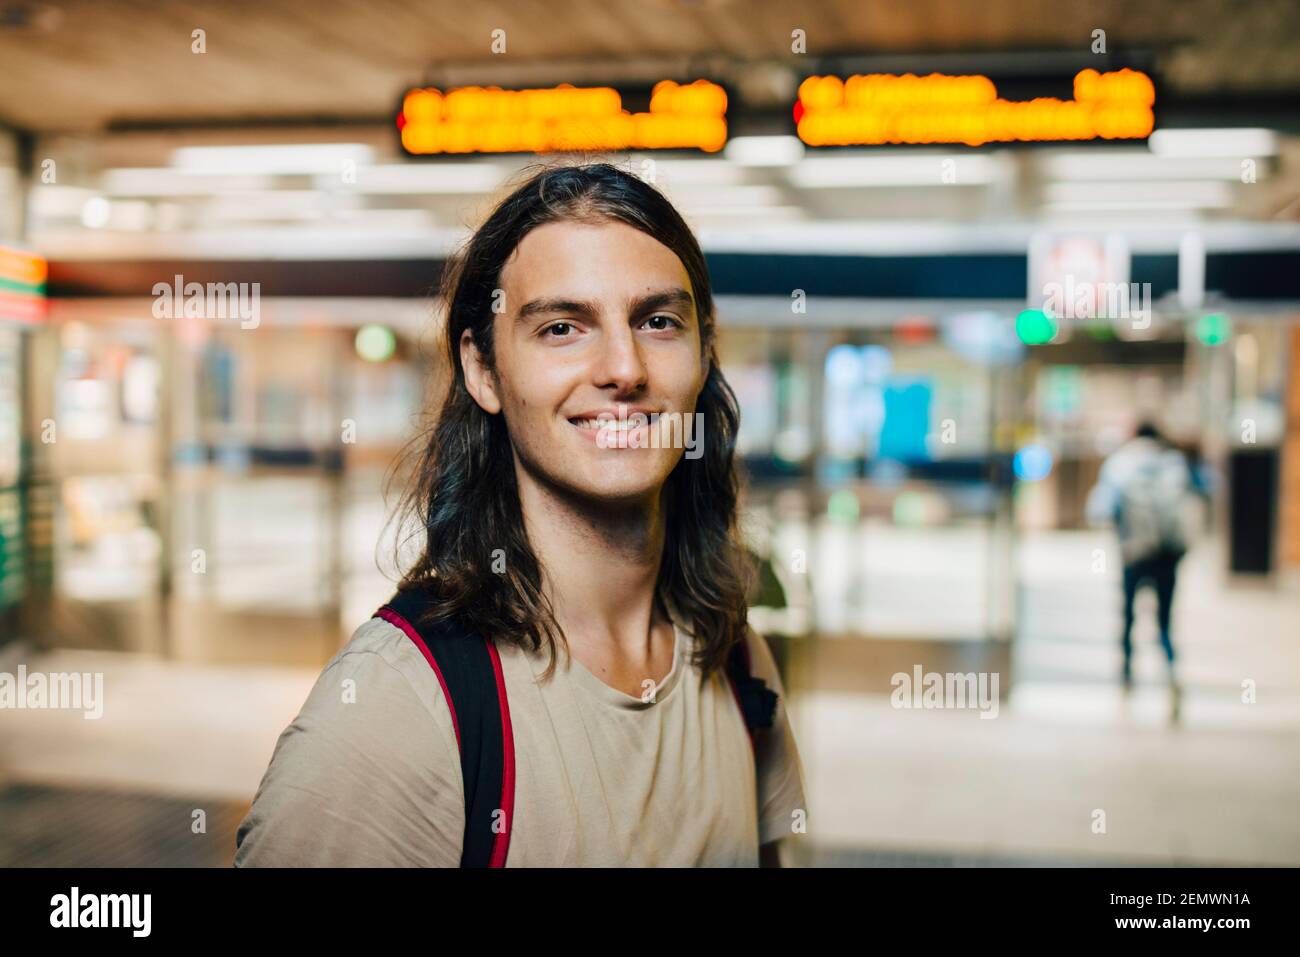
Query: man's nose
593 323 648 393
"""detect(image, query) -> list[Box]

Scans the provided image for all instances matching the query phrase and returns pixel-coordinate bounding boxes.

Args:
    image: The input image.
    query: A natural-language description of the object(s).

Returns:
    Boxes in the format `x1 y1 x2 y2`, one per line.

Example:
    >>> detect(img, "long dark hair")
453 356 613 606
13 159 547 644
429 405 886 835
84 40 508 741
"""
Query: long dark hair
390 161 752 680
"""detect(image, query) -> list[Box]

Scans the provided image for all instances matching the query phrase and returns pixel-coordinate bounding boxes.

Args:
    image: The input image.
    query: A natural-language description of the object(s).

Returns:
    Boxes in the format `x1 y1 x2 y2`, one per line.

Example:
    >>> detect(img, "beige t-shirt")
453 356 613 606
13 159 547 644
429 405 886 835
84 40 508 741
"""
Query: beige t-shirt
234 610 806 867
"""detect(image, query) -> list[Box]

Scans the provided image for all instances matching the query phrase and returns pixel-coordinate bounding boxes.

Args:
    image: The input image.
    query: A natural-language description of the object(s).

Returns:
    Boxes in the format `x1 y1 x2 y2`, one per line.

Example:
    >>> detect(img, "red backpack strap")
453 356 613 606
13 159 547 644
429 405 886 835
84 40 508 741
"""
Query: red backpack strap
375 590 515 868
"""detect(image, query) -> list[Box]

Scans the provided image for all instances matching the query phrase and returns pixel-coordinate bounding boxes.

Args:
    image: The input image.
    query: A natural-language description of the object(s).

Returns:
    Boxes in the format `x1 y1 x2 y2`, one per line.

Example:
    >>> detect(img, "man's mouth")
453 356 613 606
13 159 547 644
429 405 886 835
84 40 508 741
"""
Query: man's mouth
567 406 659 428
567 408 658 446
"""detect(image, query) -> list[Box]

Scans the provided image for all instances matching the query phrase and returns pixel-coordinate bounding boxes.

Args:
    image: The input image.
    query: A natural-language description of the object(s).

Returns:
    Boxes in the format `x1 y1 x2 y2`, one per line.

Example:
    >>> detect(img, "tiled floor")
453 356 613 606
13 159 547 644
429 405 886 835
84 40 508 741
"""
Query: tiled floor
790 534 1300 866
0 650 317 801
0 783 246 867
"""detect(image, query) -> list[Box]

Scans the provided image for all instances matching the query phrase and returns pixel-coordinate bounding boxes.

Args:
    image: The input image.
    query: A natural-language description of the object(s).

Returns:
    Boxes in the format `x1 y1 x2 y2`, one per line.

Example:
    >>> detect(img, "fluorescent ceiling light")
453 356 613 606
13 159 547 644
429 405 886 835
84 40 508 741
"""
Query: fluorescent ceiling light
1041 152 1264 182
170 143 376 175
1148 128 1277 158
723 135 805 167
1044 180 1232 209
789 154 999 188
667 185 785 207
103 168 274 195
326 208 434 227
202 190 337 221
316 163 506 194
28 185 100 216
640 159 745 186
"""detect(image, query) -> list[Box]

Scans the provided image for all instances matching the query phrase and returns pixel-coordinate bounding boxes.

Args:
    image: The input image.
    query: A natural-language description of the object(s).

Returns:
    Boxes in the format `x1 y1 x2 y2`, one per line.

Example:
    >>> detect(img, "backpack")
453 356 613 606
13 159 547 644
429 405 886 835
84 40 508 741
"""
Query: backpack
1117 455 1190 564
373 587 779 868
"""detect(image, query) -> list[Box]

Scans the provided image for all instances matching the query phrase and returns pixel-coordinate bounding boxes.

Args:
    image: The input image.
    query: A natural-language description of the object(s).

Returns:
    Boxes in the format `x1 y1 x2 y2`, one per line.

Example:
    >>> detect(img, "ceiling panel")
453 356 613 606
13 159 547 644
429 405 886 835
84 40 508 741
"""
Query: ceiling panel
0 0 1295 131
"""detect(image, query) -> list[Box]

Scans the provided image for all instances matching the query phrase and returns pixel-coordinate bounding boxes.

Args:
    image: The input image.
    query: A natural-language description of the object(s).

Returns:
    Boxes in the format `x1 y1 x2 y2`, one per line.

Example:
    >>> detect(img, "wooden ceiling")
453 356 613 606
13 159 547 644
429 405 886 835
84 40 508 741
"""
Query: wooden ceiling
0 0 1296 132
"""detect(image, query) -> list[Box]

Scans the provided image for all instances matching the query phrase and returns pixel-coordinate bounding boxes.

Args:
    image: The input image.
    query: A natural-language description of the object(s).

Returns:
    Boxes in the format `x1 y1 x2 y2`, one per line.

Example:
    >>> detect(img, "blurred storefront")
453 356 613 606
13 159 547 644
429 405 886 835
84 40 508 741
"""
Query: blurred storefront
13 296 430 666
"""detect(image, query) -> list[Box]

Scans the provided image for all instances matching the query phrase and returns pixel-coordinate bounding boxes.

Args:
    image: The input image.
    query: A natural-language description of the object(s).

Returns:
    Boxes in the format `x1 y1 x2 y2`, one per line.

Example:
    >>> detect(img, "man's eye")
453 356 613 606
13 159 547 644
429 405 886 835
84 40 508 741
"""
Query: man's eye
642 314 681 331
542 322 574 337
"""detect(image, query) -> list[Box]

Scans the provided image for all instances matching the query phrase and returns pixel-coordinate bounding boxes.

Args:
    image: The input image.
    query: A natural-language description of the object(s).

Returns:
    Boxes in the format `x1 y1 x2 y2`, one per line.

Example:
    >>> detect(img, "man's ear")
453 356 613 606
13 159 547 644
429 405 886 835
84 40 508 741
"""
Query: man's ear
460 327 503 415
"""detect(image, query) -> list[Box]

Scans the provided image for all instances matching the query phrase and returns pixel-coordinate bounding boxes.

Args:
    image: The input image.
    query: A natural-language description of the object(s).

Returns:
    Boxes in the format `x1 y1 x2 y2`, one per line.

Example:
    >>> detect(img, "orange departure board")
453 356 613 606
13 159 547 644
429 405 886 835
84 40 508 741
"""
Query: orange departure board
397 79 727 155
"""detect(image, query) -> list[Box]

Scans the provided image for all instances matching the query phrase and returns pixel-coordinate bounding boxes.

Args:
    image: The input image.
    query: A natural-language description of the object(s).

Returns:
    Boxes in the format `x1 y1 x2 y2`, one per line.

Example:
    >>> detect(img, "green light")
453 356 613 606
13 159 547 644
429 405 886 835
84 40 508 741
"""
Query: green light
827 489 860 523
1196 313 1231 346
1015 308 1057 345
355 324 396 362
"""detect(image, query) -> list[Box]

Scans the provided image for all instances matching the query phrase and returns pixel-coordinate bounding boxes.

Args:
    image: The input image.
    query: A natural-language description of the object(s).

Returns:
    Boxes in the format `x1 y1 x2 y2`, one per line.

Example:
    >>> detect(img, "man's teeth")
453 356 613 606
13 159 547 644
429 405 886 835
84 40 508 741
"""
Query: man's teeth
572 418 646 430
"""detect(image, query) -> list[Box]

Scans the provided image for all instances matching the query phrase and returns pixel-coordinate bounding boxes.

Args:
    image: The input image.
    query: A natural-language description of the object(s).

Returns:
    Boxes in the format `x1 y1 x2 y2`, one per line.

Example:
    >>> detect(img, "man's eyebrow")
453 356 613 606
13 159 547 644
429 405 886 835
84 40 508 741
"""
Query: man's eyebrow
631 287 695 316
514 288 696 322
515 297 600 322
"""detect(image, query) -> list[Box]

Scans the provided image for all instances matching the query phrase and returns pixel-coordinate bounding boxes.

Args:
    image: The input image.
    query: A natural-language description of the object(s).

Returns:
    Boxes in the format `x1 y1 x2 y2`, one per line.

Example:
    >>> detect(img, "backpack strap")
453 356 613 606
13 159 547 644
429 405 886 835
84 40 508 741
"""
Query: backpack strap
725 632 780 758
373 590 515 868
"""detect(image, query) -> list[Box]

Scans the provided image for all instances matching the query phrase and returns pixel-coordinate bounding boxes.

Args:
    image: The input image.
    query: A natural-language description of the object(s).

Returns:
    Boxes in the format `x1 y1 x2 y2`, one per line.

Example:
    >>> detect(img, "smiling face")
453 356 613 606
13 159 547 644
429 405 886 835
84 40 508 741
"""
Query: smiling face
460 218 708 507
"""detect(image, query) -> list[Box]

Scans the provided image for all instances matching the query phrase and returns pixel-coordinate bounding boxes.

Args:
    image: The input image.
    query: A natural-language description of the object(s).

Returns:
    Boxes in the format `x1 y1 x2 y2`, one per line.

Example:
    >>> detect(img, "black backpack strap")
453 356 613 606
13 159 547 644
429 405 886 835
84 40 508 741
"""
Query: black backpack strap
725 632 780 754
374 590 515 868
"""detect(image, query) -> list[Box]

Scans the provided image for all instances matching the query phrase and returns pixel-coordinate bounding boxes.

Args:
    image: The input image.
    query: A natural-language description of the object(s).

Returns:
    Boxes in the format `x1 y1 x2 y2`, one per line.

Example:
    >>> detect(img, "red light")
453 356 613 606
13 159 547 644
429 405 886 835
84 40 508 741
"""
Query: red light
895 316 936 343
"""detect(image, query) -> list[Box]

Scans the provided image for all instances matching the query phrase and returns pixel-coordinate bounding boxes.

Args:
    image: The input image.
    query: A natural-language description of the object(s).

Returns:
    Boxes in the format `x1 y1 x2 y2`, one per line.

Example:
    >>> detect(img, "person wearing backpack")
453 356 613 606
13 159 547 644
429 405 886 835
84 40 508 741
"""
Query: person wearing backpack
1086 422 1196 719
234 163 807 867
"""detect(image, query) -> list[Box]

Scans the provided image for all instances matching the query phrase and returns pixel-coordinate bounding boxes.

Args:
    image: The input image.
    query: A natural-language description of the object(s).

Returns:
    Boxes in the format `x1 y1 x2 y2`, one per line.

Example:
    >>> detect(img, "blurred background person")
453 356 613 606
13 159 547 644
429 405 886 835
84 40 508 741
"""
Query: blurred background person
1086 422 1200 720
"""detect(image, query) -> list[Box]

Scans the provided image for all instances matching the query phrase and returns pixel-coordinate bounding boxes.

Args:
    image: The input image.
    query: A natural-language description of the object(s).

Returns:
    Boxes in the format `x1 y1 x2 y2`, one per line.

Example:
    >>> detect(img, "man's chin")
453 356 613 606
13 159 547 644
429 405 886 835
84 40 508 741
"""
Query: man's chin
553 464 670 508
516 447 675 508
571 477 664 507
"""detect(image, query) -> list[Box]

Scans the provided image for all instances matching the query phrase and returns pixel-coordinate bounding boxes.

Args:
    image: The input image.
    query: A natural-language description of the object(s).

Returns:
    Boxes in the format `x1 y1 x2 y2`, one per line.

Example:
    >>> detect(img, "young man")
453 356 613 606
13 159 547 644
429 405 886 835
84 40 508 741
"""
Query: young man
235 163 807 867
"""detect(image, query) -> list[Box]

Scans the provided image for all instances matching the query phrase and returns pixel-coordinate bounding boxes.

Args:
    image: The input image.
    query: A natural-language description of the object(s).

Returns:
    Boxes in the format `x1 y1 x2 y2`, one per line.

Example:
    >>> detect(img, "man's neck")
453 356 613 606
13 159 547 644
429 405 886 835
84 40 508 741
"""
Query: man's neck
516 463 669 666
